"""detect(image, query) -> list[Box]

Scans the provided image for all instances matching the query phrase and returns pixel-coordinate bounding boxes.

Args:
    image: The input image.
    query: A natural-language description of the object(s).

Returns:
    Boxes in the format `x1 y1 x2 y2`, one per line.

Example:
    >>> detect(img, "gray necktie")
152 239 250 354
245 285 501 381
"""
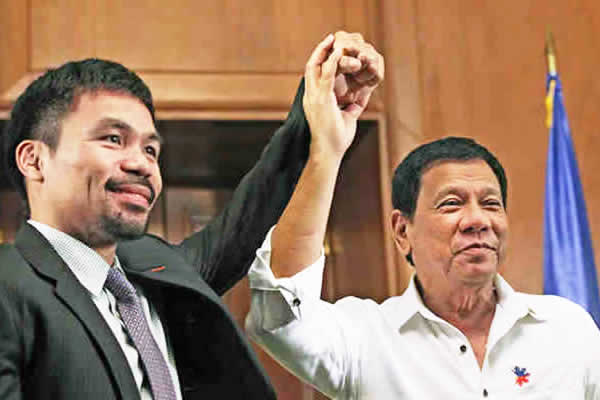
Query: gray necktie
104 267 178 400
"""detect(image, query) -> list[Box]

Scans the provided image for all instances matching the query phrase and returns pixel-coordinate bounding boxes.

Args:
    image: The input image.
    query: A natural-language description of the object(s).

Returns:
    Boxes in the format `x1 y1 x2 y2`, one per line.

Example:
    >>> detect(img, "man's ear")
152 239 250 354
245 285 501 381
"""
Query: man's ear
391 209 412 261
15 140 45 182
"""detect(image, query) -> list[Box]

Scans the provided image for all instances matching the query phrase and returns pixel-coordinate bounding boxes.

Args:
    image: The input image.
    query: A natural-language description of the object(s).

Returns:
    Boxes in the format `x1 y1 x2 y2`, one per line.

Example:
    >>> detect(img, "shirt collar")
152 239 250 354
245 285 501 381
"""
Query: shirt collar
383 272 547 331
28 220 122 297
494 273 548 321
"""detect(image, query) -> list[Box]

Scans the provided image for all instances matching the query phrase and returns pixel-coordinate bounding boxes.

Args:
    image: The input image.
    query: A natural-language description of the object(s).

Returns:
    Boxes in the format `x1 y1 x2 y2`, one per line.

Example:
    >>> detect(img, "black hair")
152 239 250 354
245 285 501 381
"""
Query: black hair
1 58 155 213
391 137 507 264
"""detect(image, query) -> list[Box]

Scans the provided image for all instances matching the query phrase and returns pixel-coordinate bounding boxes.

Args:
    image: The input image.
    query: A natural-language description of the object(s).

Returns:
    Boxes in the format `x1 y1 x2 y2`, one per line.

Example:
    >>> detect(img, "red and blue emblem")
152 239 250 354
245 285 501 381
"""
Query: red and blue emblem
513 366 531 386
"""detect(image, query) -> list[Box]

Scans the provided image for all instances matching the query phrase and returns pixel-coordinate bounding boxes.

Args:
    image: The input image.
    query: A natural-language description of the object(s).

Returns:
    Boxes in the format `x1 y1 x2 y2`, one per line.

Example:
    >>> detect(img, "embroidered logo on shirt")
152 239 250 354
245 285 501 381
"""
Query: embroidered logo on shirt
513 366 531 386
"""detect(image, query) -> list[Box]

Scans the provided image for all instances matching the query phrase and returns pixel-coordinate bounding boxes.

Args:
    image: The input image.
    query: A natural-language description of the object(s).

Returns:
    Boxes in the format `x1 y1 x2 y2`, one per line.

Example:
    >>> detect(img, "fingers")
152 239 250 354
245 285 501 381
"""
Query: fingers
321 48 344 89
338 56 362 74
332 31 384 87
305 33 335 86
333 31 365 57
353 52 384 86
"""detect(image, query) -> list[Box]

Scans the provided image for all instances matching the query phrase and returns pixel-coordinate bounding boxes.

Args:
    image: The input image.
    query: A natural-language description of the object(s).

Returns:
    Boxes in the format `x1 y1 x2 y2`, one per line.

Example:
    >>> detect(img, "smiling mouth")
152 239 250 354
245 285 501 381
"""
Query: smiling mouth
112 189 151 205
456 243 497 254
106 180 155 208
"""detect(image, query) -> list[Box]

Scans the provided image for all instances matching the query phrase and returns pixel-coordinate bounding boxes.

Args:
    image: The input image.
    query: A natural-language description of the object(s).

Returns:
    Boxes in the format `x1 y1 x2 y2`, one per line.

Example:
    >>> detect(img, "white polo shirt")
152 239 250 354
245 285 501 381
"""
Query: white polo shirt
246 228 600 399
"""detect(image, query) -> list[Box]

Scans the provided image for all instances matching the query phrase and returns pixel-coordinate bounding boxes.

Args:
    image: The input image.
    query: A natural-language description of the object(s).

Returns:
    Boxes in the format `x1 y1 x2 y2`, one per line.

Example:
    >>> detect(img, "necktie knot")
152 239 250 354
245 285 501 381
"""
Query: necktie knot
104 267 137 303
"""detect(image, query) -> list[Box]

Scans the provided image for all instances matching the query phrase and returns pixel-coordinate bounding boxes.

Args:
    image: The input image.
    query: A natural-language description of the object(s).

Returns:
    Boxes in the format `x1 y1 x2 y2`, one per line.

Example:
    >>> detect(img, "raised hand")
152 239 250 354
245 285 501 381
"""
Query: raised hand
303 33 384 161
333 31 384 115
303 34 352 160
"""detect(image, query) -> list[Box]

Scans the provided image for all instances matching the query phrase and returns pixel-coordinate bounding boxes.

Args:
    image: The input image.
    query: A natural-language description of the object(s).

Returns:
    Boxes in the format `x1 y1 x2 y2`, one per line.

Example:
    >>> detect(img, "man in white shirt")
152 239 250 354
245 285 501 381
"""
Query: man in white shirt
246 132 600 398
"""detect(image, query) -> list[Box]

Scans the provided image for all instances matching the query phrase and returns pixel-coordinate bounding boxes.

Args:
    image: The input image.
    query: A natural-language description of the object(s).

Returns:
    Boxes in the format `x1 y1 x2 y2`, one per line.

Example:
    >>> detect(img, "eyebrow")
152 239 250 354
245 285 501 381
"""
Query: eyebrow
433 185 502 204
93 117 164 145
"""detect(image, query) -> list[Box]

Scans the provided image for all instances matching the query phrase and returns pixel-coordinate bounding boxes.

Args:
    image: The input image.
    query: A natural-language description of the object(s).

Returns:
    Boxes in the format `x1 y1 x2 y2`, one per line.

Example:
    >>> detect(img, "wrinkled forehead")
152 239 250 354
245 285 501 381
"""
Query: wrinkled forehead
418 159 502 201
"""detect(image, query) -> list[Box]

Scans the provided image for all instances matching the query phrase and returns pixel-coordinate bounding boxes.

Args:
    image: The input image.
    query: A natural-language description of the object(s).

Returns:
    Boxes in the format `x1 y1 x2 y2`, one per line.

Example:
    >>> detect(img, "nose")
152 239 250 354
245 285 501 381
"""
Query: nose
458 203 491 235
120 148 153 177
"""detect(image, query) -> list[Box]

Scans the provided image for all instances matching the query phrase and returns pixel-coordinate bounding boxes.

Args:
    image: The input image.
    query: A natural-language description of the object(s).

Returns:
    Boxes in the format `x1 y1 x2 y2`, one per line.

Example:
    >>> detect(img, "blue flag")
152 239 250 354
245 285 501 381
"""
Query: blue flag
543 73 600 327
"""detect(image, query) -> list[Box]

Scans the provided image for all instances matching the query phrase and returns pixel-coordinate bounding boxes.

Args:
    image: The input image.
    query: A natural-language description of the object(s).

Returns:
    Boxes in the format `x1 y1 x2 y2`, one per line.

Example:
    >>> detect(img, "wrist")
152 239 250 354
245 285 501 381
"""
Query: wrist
308 143 345 168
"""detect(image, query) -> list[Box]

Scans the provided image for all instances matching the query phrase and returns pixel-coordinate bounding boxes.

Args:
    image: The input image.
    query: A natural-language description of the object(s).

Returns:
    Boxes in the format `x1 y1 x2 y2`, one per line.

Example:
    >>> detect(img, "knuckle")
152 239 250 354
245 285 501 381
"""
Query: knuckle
351 32 364 42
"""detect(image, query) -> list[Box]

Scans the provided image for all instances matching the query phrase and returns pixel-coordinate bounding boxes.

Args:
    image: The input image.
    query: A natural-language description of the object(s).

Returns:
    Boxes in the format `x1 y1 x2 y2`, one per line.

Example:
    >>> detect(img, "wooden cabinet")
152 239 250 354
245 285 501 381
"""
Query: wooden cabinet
0 0 383 117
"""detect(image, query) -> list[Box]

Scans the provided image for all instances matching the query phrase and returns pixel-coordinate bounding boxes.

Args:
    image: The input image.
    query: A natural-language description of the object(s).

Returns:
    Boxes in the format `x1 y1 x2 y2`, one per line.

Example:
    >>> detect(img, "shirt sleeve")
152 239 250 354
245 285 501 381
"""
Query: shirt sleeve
247 226 325 321
245 226 360 399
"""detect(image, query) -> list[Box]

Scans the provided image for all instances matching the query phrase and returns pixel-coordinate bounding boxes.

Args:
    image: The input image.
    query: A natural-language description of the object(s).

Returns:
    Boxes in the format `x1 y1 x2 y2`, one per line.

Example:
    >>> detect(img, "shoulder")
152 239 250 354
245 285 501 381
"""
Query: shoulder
0 243 49 324
331 295 402 328
0 241 25 256
117 234 199 274
0 242 23 263
117 233 184 263
119 233 174 251
0 243 35 283
518 292 593 320
334 295 381 311
516 292 599 338
322 296 383 325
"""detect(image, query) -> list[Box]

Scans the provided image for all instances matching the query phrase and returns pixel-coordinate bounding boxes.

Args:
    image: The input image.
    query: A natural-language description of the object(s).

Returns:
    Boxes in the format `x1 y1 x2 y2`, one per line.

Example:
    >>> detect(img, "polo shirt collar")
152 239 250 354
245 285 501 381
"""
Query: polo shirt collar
385 272 547 331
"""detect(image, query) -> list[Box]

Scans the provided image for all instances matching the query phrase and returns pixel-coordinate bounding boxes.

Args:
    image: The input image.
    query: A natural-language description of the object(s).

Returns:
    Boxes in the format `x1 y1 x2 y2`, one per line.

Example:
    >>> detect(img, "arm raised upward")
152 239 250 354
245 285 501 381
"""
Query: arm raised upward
271 32 384 278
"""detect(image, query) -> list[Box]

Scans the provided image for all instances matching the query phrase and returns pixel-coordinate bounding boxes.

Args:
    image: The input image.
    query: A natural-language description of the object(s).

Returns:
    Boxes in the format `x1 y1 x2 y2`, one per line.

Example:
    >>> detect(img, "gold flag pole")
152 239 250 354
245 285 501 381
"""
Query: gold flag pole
545 32 558 128
545 31 557 75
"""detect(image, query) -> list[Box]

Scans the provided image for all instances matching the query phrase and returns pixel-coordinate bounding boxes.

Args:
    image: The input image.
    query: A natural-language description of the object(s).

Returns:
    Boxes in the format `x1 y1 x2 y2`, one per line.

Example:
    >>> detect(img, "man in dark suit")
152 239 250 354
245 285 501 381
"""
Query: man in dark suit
0 32 383 399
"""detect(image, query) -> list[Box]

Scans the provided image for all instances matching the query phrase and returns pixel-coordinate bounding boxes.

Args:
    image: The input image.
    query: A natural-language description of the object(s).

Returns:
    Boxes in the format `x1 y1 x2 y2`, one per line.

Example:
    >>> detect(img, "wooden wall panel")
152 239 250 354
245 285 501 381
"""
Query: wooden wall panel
1 0 383 115
161 187 313 399
30 0 96 69
95 0 345 73
0 1 28 109
327 124 390 303
0 191 25 243
380 0 424 294
26 0 378 74
412 0 600 294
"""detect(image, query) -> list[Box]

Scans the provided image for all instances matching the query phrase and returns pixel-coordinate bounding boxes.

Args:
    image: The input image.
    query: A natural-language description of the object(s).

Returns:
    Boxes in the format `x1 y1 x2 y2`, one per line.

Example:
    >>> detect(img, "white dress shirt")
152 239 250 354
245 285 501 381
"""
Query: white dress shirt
29 220 182 400
246 227 600 399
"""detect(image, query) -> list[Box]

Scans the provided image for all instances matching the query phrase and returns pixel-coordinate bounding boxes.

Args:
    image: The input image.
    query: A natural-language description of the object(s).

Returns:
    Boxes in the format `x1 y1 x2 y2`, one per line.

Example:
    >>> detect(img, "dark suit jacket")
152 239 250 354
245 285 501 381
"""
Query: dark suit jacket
0 82 309 400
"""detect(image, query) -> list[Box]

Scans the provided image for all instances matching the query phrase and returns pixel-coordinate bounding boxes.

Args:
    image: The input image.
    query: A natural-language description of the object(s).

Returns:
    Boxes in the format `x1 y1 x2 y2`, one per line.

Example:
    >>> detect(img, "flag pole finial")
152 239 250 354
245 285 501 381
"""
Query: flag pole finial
545 31 557 75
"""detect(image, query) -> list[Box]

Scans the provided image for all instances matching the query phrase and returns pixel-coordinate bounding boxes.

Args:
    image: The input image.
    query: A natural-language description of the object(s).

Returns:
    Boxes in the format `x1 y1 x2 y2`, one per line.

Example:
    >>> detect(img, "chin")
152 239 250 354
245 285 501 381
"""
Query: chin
457 263 497 283
100 213 149 241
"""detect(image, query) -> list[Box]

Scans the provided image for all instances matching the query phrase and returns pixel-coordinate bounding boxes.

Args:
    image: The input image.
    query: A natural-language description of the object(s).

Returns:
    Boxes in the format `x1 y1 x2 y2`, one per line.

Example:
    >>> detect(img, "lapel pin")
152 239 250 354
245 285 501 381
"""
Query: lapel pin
513 366 531 386
151 266 166 272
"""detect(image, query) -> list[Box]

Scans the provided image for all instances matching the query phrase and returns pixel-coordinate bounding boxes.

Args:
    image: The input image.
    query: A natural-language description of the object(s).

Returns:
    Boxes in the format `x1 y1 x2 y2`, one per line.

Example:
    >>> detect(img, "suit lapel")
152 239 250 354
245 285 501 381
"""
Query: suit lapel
15 224 140 400
118 236 278 399
117 237 224 307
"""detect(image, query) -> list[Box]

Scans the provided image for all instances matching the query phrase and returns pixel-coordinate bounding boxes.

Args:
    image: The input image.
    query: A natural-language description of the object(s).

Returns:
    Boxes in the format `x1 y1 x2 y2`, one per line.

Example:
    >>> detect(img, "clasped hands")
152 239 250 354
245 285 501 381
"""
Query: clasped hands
303 32 384 160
